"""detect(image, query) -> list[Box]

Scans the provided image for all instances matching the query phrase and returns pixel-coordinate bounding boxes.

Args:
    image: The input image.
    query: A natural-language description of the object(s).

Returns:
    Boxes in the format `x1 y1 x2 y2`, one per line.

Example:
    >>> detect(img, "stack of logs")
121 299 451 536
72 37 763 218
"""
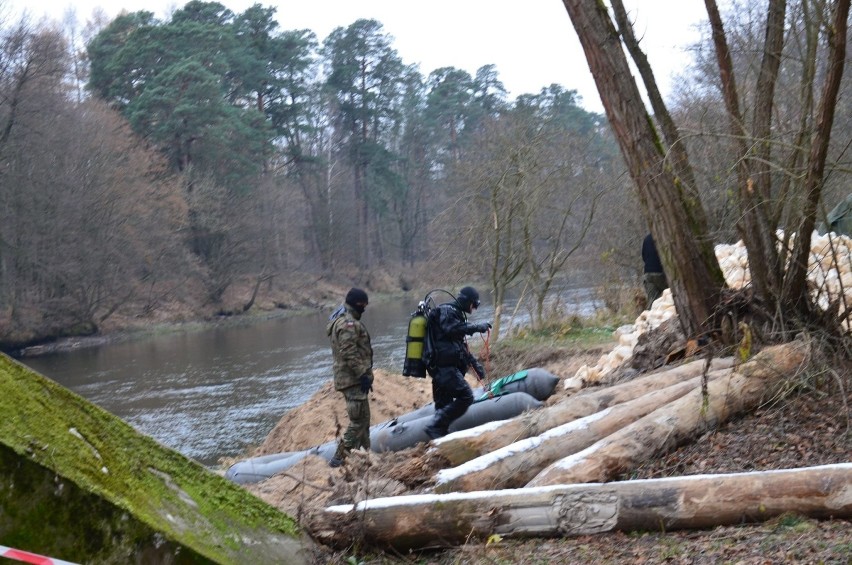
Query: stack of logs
309 340 851 550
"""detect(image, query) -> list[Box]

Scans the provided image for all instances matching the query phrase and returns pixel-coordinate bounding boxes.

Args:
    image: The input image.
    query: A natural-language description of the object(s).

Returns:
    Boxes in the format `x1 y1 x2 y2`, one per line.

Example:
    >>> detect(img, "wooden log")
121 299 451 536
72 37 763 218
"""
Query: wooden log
310 463 852 551
433 369 730 493
435 356 735 466
527 341 808 487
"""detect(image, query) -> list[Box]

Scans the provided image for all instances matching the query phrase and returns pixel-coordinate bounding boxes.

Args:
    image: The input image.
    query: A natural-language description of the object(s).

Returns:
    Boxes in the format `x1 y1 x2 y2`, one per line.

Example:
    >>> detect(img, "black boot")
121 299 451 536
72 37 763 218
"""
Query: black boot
425 407 451 440
424 424 447 440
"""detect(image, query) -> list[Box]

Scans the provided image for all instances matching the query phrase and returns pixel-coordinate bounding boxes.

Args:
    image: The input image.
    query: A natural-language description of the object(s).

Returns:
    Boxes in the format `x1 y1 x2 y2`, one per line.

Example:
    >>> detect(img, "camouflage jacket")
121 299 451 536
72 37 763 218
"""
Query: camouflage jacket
326 303 373 391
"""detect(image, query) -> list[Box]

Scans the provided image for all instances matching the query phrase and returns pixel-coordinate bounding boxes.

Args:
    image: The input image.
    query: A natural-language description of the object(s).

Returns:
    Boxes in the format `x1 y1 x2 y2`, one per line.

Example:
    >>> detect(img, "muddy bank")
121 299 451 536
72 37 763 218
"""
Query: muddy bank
5 275 385 357
9 306 321 358
2 263 441 357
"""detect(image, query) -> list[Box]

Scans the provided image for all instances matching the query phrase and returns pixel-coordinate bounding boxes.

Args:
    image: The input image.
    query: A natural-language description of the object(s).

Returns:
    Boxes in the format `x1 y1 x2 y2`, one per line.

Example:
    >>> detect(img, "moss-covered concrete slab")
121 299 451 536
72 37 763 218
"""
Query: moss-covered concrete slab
0 353 309 564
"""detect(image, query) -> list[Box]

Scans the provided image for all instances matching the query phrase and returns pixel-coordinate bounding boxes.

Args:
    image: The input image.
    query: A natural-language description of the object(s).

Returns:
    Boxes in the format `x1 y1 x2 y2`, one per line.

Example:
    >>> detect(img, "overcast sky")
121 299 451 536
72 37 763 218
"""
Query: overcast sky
8 0 710 114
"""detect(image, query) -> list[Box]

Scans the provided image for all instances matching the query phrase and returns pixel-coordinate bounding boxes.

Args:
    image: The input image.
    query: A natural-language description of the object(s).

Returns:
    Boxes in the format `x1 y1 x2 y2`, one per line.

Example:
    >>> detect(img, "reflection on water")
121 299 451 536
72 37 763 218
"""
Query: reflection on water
20 287 600 467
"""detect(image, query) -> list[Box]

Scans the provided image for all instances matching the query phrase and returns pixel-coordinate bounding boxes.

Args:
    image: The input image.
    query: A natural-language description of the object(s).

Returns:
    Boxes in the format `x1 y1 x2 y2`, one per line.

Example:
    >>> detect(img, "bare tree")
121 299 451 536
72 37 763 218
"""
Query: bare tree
0 17 192 342
520 118 612 330
561 0 726 339
560 0 849 339
0 21 71 330
456 116 530 340
445 96 611 339
694 0 850 323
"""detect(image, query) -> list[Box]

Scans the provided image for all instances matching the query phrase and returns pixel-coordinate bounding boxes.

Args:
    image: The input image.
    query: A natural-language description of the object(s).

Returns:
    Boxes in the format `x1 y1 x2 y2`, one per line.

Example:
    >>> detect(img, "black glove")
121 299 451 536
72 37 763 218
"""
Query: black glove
360 373 373 393
471 359 486 381
475 322 492 333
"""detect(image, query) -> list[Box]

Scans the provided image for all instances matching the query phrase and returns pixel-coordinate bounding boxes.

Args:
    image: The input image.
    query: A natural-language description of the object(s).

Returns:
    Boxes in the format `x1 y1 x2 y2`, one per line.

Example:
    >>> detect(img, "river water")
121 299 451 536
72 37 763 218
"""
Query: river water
19 288 601 467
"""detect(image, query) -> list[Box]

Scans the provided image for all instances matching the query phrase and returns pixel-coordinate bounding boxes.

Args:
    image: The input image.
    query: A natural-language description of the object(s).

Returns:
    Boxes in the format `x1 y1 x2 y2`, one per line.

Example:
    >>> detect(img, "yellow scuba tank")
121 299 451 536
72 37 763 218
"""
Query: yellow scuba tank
402 302 428 378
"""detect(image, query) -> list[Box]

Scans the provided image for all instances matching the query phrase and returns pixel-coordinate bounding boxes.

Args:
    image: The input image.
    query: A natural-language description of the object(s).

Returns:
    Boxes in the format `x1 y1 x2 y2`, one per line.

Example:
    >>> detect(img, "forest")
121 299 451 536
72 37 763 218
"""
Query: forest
1 0 851 560
0 0 628 351
1 0 851 352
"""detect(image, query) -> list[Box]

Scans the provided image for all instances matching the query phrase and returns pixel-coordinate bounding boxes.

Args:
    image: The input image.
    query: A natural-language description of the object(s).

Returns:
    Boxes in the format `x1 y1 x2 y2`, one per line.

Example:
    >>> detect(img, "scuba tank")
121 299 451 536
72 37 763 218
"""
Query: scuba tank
402 301 428 378
402 289 454 378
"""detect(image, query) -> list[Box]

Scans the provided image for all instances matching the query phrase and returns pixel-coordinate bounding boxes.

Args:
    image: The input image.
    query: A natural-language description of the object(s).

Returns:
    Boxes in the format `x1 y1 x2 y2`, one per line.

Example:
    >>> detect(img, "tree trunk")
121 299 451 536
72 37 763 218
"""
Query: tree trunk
434 371 730 493
560 0 726 339
705 0 785 311
528 341 808 487
353 163 370 266
609 0 702 210
783 0 851 313
434 356 735 467
310 463 852 551
242 273 273 312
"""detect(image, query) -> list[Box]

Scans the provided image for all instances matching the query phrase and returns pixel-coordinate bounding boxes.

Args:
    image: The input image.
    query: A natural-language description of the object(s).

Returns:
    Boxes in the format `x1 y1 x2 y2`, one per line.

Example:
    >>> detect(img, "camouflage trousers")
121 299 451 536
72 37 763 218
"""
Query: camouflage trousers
334 386 371 460
642 272 668 310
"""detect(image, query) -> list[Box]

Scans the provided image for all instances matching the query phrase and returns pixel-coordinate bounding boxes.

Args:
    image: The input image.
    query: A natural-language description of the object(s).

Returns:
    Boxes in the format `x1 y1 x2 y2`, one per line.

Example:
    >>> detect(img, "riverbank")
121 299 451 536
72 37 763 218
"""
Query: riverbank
2 261 444 355
13 305 322 358
243 336 851 564
7 274 424 358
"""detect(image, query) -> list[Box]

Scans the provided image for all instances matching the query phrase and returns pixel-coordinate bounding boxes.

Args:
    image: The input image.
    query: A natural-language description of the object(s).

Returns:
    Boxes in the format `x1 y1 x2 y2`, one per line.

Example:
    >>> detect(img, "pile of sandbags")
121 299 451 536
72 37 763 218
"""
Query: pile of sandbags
567 231 852 390
807 233 852 312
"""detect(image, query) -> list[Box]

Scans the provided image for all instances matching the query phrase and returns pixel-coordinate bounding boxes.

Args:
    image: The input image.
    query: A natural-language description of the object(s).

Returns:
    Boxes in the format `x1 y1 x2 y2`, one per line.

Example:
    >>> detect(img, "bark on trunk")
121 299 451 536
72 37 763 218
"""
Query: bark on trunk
435 357 735 467
527 341 808 487
311 463 852 551
560 0 726 339
434 370 731 493
783 0 851 311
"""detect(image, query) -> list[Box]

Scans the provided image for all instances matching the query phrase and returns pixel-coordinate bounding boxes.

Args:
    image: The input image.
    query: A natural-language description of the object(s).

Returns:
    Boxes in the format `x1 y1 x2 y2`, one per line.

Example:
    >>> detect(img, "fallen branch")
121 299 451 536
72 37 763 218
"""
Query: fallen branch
276 470 334 493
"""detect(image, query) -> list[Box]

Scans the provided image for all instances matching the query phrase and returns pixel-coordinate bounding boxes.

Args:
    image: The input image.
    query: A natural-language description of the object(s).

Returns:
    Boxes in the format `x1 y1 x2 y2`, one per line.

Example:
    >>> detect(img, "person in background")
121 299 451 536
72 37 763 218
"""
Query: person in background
423 286 491 440
326 287 373 468
642 233 669 309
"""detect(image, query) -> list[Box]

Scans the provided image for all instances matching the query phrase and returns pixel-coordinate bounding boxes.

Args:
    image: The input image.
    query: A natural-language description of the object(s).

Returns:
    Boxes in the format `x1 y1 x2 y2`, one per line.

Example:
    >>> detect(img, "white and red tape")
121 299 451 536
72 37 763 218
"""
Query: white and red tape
0 545 79 565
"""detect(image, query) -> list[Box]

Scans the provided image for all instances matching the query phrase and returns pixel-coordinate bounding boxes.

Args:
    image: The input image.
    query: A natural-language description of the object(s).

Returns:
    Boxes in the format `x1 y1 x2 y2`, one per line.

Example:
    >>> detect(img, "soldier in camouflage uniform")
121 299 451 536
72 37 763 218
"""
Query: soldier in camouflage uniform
326 288 374 468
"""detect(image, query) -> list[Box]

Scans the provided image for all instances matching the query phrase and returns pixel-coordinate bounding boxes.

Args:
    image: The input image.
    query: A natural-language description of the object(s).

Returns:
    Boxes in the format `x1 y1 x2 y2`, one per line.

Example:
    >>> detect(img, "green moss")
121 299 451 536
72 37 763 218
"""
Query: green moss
0 444 214 563
646 113 666 156
0 353 307 564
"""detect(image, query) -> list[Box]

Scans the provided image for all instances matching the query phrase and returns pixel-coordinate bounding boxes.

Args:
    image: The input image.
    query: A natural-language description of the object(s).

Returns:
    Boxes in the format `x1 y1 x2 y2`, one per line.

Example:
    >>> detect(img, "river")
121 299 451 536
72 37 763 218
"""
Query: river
19 288 601 467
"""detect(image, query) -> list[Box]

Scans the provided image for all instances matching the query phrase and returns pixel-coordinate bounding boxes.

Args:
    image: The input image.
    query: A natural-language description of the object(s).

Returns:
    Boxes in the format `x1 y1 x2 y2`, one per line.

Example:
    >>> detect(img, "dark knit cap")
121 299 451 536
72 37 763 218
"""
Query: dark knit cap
345 287 369 306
